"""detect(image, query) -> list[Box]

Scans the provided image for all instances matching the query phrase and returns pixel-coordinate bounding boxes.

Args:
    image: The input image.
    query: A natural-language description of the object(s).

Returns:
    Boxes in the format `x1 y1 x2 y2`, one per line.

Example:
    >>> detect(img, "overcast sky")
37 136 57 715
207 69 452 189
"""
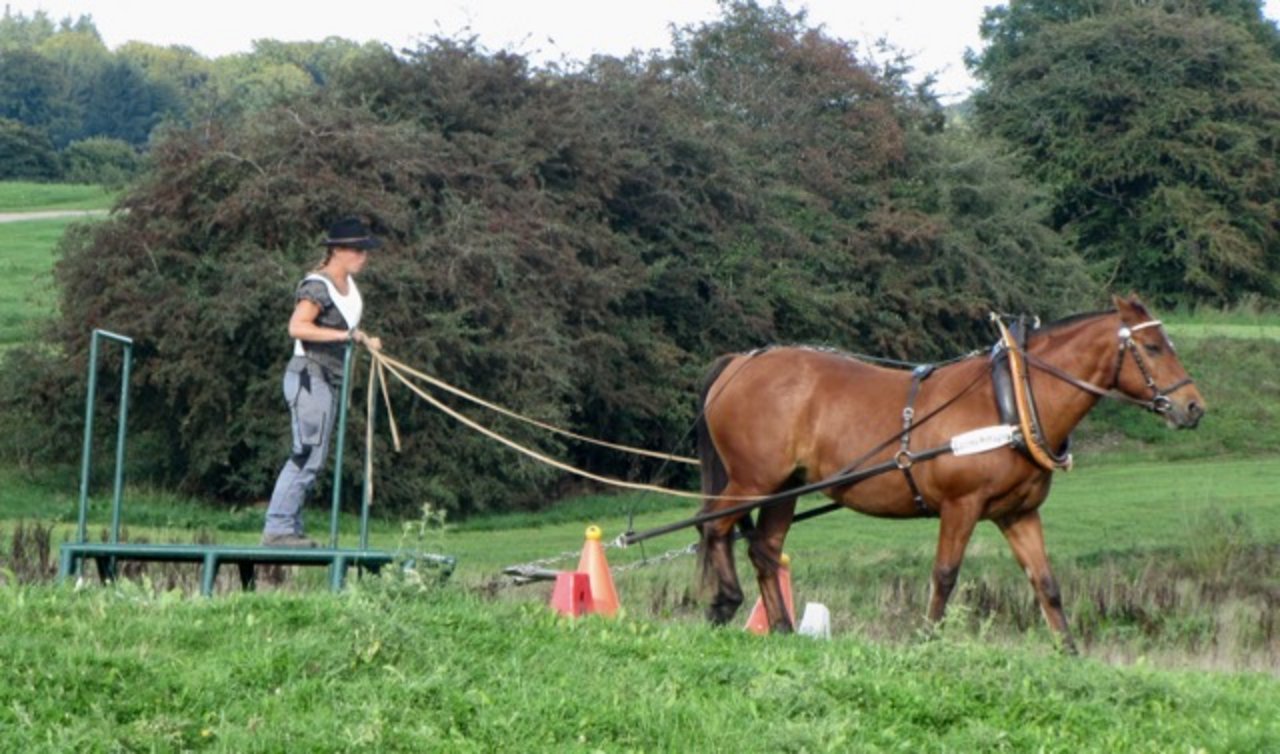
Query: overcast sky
7 1 1280 103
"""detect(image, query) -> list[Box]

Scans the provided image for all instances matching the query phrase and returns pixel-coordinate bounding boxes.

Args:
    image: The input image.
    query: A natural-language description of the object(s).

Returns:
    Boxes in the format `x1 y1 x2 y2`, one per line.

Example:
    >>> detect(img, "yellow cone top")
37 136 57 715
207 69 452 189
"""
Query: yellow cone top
780 553 791 567
585 525 602 541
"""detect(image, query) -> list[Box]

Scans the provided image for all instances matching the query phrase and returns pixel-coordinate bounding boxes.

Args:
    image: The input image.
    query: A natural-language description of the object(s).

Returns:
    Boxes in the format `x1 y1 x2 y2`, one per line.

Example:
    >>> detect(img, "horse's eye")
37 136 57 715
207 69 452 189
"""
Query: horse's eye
1143 342 1162 356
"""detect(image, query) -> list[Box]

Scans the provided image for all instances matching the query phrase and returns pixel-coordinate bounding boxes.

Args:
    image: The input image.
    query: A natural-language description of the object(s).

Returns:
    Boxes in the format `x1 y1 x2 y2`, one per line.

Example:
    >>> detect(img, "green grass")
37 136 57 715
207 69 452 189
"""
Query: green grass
0 219 80 347
1 583 1276 752
1165 321 1280 341
5 455 1277 668
1165 303 1280 341
0 181 115 212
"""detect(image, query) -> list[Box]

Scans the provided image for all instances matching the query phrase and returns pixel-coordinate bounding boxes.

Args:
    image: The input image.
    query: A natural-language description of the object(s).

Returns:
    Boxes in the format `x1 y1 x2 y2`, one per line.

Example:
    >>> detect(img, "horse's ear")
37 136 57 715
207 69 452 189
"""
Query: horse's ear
1112 292 1149 318
1126 292 1152 318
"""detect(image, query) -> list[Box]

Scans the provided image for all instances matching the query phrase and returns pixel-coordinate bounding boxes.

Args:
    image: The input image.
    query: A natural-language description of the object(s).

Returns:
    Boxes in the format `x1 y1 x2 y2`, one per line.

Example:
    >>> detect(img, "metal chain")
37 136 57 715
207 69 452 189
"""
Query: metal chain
506 547 583 573
500 536 699 586
609 540 698 574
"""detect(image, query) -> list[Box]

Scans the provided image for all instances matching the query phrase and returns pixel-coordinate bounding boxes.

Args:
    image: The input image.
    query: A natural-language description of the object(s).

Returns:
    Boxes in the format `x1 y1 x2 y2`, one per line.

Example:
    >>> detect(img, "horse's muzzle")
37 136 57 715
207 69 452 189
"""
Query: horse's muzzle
1164 396 1205 429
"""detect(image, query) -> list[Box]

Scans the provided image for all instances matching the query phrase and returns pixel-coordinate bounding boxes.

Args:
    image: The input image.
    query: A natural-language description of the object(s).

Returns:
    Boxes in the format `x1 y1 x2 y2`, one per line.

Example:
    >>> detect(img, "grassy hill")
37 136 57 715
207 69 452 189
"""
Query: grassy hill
2 583 1277 752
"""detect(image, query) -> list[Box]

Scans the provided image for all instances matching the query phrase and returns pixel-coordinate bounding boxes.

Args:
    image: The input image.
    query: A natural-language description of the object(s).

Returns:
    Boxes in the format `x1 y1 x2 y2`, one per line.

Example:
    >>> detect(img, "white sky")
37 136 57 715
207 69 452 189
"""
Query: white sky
7 0 1280 104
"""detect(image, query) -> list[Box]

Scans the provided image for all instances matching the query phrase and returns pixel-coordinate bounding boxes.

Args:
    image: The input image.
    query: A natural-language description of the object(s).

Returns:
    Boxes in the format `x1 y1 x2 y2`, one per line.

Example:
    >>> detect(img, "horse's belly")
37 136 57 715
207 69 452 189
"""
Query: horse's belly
831 475 924 518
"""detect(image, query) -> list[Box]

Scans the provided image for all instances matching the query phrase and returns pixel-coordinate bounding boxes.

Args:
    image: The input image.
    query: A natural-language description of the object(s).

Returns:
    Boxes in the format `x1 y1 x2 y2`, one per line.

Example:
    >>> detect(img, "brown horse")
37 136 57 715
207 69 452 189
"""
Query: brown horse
695 295 1204 651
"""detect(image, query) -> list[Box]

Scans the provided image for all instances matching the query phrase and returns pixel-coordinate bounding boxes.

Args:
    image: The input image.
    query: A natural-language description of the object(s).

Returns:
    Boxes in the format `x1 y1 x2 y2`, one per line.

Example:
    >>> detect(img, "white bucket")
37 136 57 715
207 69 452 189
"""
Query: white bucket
797 602 831 639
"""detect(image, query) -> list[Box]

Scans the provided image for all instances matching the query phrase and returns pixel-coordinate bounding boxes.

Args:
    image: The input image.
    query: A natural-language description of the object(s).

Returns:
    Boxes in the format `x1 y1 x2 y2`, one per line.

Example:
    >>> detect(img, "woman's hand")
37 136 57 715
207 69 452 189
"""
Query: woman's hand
355 330 383 351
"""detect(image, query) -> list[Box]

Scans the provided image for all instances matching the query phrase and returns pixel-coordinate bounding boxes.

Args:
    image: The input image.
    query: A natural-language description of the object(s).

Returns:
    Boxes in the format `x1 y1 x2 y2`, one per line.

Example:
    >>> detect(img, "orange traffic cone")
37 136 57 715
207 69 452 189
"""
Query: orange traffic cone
745 553 795 635
576 525 620 616
549 571 594 617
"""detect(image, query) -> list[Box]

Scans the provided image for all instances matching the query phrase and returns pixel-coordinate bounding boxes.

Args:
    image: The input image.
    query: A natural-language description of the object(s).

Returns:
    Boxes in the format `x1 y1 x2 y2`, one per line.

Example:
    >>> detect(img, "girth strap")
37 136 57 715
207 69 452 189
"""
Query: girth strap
898 364 936 517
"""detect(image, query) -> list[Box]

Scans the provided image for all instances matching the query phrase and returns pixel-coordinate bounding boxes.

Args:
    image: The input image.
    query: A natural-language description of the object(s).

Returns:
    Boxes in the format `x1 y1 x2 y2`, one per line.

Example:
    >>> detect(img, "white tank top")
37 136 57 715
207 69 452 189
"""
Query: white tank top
292 273 363 357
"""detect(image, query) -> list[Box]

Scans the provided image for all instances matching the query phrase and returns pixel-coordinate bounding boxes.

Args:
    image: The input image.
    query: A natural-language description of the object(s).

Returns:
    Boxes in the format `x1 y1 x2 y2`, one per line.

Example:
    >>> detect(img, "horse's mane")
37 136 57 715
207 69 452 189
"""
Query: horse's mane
759 344 922 367
749 307 1124 366
1028 308 1118 338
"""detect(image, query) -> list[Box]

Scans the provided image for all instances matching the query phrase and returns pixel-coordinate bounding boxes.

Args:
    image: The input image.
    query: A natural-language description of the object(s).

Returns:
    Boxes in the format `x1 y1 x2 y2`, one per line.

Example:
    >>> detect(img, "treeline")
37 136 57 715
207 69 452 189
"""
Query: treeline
2 1 1277 516
0 9 385 184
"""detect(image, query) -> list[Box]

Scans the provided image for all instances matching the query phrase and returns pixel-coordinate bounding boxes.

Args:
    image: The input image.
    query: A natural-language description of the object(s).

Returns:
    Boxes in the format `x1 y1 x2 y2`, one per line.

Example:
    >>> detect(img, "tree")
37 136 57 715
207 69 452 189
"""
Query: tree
0 47 65 129
206 54 318 115
61 136 141 186
0 117 59 178
970 0 1280 303
117 41 212 123
0 8 56 51
80 59 180 145
36 26 110 146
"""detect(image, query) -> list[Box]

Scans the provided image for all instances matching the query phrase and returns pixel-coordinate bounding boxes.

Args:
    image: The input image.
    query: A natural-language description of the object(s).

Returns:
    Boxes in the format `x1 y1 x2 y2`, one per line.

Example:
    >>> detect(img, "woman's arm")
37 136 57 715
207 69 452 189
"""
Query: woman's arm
287 299 382 350
287 299 350 343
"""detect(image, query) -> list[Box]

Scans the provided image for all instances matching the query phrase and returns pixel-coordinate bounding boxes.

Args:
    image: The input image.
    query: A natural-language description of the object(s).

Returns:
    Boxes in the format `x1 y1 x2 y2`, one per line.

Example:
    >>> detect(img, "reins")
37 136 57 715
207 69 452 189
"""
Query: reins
374 351 698 466
364 345 991 513
365 312 1194 546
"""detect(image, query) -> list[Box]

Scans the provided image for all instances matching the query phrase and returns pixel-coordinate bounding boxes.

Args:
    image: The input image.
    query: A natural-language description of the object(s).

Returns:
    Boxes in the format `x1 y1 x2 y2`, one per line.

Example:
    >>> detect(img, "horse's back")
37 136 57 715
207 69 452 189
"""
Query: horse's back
703 347 905 486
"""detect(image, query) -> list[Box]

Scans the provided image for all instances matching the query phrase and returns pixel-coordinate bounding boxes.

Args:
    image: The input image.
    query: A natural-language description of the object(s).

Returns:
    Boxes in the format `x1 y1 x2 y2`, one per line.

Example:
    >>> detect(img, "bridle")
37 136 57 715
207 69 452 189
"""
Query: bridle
1021 318 1196 416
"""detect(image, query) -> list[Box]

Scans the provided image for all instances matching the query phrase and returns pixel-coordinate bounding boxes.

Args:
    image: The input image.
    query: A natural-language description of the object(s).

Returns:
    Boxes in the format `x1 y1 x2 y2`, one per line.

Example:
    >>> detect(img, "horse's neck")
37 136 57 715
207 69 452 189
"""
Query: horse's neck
1024 314 1120 448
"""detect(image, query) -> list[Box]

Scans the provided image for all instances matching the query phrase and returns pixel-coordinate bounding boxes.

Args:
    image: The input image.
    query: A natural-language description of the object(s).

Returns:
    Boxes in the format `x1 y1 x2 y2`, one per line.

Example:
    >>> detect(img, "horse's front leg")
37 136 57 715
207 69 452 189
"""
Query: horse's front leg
997 509 1078 654
928 495 984 625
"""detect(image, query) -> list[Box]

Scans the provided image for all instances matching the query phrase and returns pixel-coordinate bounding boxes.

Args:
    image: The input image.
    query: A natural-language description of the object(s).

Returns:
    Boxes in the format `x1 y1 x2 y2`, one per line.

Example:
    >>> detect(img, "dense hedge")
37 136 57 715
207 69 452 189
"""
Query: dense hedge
3 4 1098 515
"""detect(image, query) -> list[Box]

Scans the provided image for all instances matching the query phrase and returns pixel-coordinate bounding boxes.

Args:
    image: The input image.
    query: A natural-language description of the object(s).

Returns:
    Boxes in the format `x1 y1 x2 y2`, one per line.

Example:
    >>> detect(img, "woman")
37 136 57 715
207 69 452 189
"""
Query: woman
262 216 383 548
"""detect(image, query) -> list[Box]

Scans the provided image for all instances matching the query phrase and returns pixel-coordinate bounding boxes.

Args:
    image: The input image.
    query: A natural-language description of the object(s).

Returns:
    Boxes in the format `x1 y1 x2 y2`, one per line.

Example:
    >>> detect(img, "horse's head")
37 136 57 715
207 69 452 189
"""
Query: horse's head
1112 295 1205 429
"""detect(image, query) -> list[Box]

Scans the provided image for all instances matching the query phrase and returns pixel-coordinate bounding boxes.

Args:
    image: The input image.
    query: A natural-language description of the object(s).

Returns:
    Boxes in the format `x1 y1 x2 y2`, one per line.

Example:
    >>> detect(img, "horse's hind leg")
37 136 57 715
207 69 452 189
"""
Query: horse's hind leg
747 496 798 634
698 489 754 625
997 510 1078 654
700 521 744 624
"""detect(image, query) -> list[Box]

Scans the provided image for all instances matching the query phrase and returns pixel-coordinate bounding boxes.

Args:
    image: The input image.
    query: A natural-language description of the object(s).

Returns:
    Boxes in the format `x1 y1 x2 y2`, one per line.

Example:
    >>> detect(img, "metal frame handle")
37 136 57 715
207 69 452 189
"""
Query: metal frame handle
76 329 134 544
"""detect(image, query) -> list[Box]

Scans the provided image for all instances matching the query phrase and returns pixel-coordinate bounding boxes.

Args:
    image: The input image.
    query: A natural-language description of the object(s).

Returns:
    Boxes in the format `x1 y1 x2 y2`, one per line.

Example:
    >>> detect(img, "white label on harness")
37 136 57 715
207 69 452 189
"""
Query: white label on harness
950 425 1017 456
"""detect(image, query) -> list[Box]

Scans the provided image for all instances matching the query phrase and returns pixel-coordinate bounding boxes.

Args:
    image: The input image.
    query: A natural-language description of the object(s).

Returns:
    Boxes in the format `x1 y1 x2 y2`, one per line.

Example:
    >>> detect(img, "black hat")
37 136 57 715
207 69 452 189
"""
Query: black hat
322 216 382 250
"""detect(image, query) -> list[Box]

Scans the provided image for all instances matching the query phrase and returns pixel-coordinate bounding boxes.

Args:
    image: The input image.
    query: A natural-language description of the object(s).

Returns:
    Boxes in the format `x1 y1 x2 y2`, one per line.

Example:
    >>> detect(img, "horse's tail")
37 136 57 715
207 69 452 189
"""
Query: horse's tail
696 353 736 587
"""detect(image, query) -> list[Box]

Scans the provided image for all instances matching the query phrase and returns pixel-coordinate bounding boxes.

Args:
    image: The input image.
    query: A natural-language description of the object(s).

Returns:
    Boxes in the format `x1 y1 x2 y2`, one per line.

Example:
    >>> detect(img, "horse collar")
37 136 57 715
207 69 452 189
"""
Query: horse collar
993 317 1072 471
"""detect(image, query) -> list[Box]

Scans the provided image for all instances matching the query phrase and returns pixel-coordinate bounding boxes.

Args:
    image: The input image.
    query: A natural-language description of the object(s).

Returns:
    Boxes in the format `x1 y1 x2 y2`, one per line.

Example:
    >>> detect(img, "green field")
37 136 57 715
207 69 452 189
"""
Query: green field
1166 322 1280 341
0 181 117 348
0 218 80 347
0 182 116 212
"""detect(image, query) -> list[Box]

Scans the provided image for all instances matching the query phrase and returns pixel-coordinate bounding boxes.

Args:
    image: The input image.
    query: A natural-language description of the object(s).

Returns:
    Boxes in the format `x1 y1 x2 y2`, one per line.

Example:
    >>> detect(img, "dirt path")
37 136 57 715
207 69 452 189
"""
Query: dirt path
0 209 109 223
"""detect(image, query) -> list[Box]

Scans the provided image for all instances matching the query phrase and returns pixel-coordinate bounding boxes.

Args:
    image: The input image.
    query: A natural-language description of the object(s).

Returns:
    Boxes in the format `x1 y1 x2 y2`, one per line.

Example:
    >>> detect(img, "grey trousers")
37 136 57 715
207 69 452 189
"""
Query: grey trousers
264 357 337 537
